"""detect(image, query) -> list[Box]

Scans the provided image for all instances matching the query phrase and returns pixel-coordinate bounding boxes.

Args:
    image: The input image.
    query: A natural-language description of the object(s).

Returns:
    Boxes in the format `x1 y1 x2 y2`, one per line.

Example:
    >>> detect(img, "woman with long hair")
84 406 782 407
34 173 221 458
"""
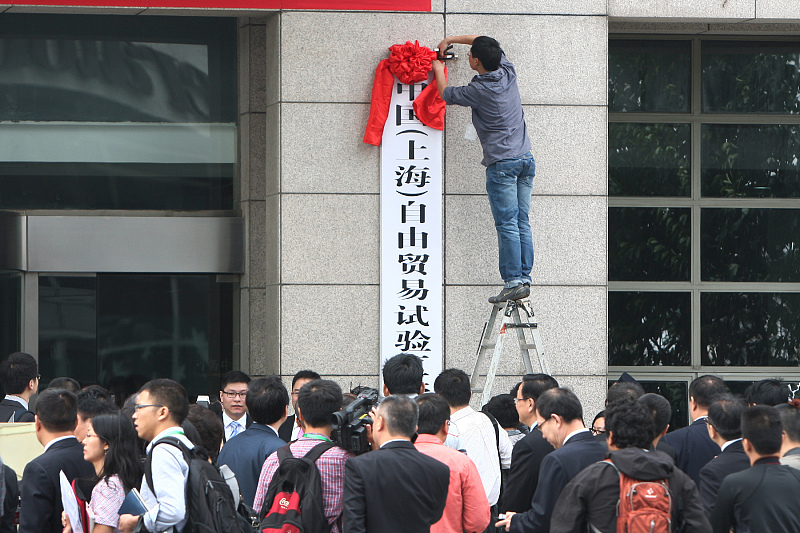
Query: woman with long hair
63 412 143 533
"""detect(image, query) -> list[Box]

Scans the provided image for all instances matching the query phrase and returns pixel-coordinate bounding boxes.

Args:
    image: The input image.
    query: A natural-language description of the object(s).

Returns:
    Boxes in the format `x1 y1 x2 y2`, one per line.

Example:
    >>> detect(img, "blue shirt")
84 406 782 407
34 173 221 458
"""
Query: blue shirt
443 54 531 167
217 423 285 509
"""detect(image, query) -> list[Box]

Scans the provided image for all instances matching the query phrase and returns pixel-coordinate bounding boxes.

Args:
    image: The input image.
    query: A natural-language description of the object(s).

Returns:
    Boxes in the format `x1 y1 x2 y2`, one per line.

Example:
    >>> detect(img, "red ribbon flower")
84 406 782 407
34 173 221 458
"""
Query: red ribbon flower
386 40 437 85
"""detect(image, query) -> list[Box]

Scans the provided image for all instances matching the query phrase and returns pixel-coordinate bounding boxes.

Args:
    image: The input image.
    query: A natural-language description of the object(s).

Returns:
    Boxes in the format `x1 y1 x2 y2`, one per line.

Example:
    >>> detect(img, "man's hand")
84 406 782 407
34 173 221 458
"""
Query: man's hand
432 60 447 99
118 514 140 533
495 512 515 532
436 38 452 56
432 60 445 72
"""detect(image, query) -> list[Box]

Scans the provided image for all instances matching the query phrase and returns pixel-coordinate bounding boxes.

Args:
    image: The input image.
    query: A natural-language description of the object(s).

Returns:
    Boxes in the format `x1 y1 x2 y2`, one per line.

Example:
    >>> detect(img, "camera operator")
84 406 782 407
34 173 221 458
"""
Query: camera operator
253 379 353 533
342 395 450 533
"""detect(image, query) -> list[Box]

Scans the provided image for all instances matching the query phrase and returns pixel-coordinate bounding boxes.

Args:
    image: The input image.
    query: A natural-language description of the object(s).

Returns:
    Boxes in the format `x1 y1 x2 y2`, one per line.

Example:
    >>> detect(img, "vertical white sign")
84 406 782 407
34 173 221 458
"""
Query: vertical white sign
380 72 443 393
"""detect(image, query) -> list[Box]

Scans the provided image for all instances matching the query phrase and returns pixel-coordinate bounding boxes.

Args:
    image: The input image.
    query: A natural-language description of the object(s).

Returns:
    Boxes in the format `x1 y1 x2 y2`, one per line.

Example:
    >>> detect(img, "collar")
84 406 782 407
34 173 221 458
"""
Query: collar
249 422 280 437
4 395 28 410
415 434 444 446
450 406 475 421
222 411 247 428
44 435 77 453
528 421 539 430
785 446 800 457
693 415 708 423
147 426 185 452
380 438 411 448
754 456 781 466
563 428 591 446
721 438 743 452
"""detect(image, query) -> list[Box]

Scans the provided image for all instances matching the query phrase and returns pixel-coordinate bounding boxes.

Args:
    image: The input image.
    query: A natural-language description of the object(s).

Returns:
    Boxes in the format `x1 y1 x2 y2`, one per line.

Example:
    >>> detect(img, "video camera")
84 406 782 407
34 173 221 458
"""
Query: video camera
329 386 379 455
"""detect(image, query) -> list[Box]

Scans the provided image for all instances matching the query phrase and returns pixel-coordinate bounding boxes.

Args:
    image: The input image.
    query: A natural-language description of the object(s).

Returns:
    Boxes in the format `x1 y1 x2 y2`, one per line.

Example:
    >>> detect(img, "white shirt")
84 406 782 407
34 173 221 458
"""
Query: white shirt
141 427 194 533
721 438 743 452
449 406 512 506
222 411 249 441
4 394 28 410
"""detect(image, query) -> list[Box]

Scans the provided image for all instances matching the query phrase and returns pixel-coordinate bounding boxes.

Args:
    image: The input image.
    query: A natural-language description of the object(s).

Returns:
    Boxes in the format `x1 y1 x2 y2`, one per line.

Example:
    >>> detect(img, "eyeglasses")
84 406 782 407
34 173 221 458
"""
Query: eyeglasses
514 397 530 404
36 374 41 380
590 426 606 435
135 404 164 411
222 391 248 399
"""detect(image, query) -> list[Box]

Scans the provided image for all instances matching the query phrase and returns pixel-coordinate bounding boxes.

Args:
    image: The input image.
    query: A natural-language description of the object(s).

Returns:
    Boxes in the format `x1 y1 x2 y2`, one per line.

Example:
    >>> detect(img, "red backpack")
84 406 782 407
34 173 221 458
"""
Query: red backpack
604 459 672 533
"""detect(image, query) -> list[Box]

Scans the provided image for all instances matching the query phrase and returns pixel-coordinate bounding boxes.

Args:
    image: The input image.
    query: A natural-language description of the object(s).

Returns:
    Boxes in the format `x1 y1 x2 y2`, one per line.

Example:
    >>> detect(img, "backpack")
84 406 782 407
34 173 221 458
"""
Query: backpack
601 459 672 533
144 436 242 533
259 441 335 533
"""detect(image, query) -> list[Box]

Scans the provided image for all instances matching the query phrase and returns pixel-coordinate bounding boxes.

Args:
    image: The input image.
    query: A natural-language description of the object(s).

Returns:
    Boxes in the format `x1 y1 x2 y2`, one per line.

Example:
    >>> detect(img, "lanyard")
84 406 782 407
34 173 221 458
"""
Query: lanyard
161 428 185 438
302 433 333 442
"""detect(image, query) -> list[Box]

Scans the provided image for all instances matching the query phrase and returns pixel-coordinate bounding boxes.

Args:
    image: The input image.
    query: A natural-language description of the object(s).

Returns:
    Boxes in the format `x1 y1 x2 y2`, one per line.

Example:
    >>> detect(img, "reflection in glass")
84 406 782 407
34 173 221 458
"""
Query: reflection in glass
610 208 690 281
702 208 800 282
702 293 800 366
0 273 21 380
609 292 691 366
702 124 800 198
609 123 691 197
609 40 691 113
703 41 800 114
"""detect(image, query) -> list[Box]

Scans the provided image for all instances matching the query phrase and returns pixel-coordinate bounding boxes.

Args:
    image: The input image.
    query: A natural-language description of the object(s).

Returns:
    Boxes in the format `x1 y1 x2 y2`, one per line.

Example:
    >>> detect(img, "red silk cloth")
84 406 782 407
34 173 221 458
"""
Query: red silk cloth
363 40 447 146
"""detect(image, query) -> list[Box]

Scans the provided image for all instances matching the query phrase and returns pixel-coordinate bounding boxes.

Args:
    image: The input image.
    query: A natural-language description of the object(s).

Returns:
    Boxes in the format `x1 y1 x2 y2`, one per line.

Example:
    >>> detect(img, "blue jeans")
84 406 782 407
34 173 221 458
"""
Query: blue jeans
485 152 535 288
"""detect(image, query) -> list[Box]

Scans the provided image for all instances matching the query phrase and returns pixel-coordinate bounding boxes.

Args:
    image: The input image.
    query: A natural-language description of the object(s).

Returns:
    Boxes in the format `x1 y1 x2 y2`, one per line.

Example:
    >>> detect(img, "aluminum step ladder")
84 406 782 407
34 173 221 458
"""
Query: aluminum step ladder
470 298 550 407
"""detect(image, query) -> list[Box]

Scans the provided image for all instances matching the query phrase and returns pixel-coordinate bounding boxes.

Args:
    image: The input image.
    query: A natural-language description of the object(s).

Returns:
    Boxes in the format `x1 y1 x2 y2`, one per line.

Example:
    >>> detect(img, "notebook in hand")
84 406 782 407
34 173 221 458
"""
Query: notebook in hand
118 488 149 516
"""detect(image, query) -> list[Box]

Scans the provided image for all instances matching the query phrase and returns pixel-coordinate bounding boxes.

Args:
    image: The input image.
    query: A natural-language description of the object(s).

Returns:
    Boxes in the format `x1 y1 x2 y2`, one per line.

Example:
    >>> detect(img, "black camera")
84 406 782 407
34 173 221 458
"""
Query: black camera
329 386 379 455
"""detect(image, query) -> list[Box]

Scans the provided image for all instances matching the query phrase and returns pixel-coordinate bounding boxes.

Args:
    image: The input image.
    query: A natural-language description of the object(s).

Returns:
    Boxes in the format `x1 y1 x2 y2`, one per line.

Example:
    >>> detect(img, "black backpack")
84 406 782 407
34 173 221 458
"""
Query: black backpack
145 436 242 533
259 442 335 533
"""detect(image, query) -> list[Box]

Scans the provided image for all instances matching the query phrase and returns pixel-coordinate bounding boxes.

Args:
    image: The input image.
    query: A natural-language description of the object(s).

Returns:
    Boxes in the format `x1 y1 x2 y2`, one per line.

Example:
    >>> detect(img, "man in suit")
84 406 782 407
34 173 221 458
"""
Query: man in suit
217 370 252 443
661 374 726 484
217 376 288 508
496 388 606 533
0 352 39 423
343 395 449 533
278 369 319 442
712 405 800 533
698 394 750 515
18 388 95 533
638 393 677 459
502 374 557 513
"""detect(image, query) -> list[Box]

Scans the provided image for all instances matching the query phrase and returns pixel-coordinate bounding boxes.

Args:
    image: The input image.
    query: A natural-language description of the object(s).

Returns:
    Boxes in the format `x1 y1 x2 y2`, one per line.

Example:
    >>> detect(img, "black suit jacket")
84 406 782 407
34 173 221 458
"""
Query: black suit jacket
343 440 449 533
655 439 676 460
2 464 19 533
0 398 34 422
278 414 295 443
19 437 96 533
698 439 750 515
661 417 720 485
503 425 554 513
509 431 607 533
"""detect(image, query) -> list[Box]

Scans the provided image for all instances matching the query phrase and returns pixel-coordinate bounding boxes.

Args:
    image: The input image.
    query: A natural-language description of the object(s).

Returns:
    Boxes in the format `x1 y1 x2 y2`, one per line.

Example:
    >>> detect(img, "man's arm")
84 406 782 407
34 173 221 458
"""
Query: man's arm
342 460 367 533
503 439 539 512
709 478 736 533
143 446 187 533
508 455 569 533
18 461 52 533
461 458 491 533
437 35 481 53
432 35 481 99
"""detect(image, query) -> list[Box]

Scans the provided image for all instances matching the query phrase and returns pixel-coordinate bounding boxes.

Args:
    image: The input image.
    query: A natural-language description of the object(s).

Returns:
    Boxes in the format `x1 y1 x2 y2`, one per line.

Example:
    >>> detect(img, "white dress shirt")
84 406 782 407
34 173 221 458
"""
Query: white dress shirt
222 411 249 441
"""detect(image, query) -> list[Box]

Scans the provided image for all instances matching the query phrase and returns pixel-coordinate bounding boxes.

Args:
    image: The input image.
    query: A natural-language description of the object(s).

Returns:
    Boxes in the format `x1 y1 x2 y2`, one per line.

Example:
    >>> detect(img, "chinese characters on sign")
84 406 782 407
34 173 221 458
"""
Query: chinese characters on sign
380 73 442 392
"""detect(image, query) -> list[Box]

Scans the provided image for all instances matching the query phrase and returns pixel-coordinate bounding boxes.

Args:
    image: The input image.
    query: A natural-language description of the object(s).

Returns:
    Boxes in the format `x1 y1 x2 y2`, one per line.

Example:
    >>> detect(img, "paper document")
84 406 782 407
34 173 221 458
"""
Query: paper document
59 471 84 533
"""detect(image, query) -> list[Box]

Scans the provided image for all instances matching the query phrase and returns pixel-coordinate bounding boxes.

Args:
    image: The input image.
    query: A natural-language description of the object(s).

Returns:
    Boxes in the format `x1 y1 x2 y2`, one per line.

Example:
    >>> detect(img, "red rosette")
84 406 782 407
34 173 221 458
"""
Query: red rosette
386 40 437 84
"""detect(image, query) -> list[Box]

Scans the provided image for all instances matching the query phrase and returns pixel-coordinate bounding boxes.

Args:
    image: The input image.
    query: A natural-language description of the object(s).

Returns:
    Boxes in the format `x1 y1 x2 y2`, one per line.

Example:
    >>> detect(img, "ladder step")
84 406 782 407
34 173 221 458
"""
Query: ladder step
479 343 497 350
471 387 484 393
504 323 538 329
520 344 538 350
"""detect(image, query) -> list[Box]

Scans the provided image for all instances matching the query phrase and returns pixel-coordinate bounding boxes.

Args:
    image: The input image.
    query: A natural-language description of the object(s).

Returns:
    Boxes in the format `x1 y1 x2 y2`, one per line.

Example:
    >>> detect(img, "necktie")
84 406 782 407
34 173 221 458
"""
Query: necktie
230 420 241 438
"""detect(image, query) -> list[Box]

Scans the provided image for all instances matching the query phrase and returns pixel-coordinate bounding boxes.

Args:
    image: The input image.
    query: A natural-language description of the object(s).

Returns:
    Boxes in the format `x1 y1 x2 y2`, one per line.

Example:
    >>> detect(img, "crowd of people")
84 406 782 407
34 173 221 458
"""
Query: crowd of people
2 350 800 532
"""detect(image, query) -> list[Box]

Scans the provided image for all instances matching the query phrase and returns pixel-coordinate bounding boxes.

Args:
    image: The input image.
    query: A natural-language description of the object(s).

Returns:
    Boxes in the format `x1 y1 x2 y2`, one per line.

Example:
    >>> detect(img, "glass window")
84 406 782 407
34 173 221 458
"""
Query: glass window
39 274 233 401
703 41 800 114
610 207 691 282
0 273 21 368
702 292 800 367
0 14 236 211
609 40 691 113
609 292 691 366
702 208 800 282
609 123 691 197
701 124 800 198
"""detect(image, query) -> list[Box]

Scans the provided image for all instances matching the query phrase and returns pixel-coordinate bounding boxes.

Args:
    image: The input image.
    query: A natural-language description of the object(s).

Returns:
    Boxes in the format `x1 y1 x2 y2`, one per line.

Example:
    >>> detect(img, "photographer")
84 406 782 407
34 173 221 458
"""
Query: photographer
342 395 450 533
252 379 352 533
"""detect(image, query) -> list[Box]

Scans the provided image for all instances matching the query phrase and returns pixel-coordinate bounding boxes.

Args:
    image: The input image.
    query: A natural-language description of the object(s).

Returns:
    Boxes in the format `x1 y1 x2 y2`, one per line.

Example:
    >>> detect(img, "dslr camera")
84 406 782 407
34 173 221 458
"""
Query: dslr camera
329 386 379 455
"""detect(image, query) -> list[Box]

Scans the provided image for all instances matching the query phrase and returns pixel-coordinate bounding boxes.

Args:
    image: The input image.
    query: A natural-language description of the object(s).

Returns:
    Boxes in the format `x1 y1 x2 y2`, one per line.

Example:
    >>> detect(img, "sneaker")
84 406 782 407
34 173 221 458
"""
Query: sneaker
488 284 530 304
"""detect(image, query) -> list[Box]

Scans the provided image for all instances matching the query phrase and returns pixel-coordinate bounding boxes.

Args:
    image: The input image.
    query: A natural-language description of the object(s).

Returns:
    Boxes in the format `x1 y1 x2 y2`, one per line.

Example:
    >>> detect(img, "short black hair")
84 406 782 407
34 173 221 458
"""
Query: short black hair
483 394 519 429
433 368 471 408
48 377 81 393
638 393 672 435
36 388 78 432
741 405 783 456
187 404 224 461
689 375 726 408
383 353 424 395
519 374 559 401
707 394 747 441
606 399 655 449
247 376 289 425
606 381 645 405
77 385 118 419
592 410 605 428
297 379 342 427
0 352 38 395
292 370 321 389
140 378 189 424
470 36 503 71
380 395 418 438
220 370 251 390
745 379 788 406
415 393 450 435
776 403 800 443
536 388 583 423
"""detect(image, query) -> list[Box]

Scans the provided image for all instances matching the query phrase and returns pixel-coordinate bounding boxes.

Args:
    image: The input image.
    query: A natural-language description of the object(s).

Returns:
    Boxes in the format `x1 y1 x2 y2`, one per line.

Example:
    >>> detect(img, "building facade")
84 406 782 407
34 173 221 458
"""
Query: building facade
1 0 799 423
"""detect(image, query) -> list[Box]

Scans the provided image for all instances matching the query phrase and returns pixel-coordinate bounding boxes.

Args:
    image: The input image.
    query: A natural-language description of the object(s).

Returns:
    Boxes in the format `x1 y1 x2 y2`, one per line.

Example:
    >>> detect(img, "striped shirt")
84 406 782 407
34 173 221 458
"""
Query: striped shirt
90 474 126 533
252 435 353 533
